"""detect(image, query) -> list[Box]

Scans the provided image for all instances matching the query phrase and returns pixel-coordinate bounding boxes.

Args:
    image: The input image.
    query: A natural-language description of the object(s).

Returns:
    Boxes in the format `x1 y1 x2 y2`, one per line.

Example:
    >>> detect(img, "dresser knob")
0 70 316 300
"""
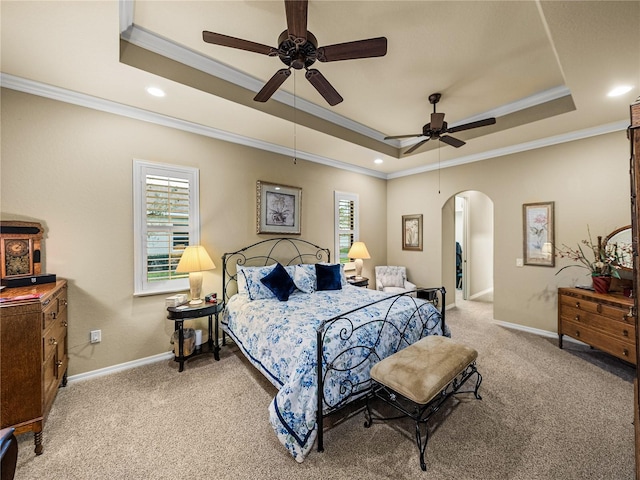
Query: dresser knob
623 349 629 357
56 360 63 367
574 315 580 322
575 330 580 337
50 312 57 319
596 304 602 314
63 322 68 327
623 330 629 337
575 301 580 308
49 338 57 345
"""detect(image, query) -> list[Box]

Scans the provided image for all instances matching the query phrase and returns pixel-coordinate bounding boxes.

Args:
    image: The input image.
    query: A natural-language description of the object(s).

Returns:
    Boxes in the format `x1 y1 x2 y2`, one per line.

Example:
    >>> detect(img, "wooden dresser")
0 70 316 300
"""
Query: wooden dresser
558 287 636 365
0 279 68 454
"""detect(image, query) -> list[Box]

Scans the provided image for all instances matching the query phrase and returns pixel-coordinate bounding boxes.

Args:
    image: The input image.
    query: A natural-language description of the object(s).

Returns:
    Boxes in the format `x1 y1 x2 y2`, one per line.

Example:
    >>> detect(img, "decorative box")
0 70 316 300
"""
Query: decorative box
165 294 188 307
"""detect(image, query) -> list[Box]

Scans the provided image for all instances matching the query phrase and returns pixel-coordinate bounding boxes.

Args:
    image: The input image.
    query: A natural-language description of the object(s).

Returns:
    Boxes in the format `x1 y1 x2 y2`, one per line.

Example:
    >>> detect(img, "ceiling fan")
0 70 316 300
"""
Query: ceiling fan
202 0 387 106
385 93 497 154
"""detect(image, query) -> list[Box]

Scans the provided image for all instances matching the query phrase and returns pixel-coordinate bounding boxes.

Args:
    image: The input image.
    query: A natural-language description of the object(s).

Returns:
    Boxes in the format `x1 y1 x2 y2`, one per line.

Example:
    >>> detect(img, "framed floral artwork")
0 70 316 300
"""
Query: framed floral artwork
257 181 301 235
402 214 423 251
523 201 554 267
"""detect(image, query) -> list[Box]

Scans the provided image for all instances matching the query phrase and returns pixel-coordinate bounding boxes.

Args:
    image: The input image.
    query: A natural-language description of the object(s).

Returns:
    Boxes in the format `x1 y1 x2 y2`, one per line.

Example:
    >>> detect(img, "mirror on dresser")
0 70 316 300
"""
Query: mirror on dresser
603 225 634 293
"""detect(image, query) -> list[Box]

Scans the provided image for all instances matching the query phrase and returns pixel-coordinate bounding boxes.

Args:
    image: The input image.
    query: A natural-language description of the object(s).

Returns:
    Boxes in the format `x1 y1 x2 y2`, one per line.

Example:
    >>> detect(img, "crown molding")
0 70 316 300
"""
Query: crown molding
388 119 628 179
0 73 386 179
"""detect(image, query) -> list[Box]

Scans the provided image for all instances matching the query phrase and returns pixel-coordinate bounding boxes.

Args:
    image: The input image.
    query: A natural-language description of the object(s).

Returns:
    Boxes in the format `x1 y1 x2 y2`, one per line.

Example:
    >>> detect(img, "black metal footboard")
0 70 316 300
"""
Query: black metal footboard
315 287 447 452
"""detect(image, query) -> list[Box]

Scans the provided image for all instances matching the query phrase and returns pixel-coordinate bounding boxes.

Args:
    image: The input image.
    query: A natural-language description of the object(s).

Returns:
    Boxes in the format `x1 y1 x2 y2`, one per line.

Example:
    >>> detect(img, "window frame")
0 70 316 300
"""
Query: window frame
334 191 359 270
133 159 200 296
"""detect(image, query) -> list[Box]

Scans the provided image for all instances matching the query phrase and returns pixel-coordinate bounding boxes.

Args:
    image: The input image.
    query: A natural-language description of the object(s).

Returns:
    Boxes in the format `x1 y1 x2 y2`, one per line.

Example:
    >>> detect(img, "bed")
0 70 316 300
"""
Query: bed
220 238 449 462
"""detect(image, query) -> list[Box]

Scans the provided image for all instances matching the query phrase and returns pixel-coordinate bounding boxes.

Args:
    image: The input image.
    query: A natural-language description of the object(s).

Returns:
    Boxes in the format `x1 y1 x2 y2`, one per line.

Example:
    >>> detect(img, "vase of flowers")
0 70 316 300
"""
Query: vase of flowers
555 227 628 294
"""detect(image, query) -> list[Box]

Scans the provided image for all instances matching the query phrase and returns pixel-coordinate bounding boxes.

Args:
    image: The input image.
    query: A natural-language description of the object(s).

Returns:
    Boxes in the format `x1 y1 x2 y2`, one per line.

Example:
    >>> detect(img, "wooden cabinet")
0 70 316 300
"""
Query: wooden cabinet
557 287 635 365
0 280 68 454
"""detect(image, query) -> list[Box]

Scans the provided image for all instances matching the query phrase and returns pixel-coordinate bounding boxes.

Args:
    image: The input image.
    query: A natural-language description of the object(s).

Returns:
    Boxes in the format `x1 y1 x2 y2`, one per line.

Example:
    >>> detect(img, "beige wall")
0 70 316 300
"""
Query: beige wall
387 130 630 332
2 87 631 374
0 89 387 375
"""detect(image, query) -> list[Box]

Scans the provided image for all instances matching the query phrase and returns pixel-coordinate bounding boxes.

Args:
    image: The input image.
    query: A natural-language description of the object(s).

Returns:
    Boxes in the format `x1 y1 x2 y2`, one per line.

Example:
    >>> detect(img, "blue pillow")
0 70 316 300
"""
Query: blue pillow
260 263 296 301
315 263 342 291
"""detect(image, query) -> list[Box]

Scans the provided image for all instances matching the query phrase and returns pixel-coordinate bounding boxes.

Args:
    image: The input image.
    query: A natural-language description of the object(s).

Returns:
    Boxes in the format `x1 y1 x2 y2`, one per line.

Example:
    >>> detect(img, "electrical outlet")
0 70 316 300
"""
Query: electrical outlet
516 258 524 267
90 330 101 344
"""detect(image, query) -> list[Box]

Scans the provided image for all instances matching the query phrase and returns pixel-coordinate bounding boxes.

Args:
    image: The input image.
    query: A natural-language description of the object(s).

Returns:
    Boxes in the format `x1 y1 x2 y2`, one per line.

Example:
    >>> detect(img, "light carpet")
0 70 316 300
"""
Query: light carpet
14 294 635 479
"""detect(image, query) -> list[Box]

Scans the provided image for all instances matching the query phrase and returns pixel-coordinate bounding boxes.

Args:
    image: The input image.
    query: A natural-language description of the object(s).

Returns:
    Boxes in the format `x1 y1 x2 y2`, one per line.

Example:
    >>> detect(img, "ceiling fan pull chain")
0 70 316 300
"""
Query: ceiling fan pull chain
293 70 297 165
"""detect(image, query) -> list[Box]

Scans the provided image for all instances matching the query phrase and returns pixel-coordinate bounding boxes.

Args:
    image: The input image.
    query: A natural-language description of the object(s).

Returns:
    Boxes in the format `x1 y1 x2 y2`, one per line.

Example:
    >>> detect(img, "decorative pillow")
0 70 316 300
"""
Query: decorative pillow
317 262 348 286
238 264 279 300
260 263 296 301
293 265 315 293
382 272 405 288
316 263 342 291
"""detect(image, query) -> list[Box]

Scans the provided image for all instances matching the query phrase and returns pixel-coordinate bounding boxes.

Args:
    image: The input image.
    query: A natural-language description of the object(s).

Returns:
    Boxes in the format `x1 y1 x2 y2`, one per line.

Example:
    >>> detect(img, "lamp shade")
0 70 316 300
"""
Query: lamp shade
347 242 371 260
175 245 216 273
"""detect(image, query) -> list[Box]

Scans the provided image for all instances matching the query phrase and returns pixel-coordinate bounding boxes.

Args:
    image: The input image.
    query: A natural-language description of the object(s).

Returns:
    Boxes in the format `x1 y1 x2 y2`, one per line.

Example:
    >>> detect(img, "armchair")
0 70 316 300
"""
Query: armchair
375 266 416 295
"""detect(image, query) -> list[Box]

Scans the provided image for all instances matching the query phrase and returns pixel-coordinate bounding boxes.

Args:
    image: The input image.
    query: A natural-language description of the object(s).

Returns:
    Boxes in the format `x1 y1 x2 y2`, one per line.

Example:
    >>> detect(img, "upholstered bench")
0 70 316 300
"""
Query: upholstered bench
365 335 482 471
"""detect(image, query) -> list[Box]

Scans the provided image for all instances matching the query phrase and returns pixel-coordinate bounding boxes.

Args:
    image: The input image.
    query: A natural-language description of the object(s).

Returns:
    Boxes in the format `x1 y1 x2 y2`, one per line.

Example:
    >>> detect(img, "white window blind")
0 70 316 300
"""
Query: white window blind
133 160 200 296
334 191 359 265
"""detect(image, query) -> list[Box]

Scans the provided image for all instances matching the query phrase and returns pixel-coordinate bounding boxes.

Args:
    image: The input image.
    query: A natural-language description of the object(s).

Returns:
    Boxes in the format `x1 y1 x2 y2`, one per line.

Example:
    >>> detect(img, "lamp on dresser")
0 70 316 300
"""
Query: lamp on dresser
348 241 371 279
175 245 215 305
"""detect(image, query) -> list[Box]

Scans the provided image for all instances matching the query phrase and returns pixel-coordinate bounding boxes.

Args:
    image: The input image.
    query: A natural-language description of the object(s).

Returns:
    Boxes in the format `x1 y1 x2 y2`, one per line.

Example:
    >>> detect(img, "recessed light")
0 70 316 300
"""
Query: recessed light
146 86 166 97
374 158 383 164
607 85 633 97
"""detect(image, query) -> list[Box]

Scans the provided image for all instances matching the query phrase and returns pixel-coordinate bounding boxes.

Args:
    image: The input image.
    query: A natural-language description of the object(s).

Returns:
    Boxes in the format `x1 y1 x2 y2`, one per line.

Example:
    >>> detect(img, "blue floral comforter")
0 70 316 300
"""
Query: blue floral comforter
221 285 446 462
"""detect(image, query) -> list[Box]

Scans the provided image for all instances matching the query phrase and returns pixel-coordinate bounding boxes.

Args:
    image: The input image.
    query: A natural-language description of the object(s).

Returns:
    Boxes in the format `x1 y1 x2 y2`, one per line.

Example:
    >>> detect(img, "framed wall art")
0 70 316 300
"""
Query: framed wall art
523 201 555 267
257 181 302 235
402 214 423 251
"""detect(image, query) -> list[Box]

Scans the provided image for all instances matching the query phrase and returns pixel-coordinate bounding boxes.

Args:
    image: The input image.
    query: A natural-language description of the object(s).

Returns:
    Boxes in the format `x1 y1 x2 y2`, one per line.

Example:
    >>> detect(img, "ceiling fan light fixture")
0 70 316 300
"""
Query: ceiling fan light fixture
607 85 633 97
374 158 383 164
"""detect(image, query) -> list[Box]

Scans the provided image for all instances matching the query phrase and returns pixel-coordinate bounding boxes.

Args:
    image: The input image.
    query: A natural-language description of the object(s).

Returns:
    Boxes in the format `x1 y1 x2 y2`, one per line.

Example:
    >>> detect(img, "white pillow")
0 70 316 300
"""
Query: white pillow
382 272 405 288
237 265 277 300
293 265 315 293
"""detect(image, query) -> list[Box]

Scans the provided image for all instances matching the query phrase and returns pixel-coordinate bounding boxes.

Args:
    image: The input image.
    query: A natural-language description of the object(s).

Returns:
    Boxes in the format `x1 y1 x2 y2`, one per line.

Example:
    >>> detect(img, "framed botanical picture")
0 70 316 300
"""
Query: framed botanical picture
257 181 302 235
402 214 423 251
523 201 555 267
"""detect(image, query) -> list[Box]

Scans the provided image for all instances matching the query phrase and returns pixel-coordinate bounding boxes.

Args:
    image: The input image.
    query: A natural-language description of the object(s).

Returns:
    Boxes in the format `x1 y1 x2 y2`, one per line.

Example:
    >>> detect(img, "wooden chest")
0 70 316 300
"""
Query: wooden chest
558 287 635 365
0 279 68 454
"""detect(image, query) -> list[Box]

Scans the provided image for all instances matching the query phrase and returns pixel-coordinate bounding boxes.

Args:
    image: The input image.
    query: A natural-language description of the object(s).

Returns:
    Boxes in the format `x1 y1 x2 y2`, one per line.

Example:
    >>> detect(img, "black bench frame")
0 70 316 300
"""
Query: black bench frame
364 362 482 471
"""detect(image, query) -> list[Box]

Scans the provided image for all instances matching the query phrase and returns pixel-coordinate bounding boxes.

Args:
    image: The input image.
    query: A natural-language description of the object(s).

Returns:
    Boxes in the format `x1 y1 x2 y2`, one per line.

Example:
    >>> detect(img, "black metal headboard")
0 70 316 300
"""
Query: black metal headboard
221 238 331 303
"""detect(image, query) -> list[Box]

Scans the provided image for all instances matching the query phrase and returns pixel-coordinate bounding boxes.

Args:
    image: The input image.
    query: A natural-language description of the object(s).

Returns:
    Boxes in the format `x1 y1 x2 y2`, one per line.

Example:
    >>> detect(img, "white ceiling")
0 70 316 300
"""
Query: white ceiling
1 1 639 178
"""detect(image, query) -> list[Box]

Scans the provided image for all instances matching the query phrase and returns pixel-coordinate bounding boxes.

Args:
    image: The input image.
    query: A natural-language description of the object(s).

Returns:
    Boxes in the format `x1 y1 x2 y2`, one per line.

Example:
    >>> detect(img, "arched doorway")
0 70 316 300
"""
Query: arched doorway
442 190 494 305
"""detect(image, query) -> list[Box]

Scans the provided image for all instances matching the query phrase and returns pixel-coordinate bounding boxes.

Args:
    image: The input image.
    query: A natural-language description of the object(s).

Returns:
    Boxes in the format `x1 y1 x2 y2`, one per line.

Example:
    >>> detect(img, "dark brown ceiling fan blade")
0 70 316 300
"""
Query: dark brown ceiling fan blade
305 69 343 106
285 0 308 43
202 31 276 56
384 134 423 140
430 112 445 131
254 69 291 102
447 117 496 134
404 138 431 155
317 37 387 62
440 135 465 148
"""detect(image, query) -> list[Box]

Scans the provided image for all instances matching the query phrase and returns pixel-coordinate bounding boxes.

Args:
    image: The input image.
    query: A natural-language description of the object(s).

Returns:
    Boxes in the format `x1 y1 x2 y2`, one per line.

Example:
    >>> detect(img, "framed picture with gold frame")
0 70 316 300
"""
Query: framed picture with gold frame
0 221 43 279
402 214 423 251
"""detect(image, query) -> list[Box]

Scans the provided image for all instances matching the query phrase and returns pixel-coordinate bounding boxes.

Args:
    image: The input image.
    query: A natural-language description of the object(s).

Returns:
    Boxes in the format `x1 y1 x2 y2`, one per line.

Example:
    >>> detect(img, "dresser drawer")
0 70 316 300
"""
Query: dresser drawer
41 284 67 331
560 305 636 340
562 319 636 364
559 293 632 325
42 316 66 364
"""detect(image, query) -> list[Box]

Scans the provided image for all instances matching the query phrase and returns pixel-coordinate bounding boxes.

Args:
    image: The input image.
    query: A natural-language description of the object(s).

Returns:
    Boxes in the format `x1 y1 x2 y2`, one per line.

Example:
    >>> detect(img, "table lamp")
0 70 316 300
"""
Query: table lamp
175 245 216 305
347 241 371 279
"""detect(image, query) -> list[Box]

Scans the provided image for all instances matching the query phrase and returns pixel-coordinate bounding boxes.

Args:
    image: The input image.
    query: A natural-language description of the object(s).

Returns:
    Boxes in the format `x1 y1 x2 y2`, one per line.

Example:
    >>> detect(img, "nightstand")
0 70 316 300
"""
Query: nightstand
166 302 222 372
347 276 369 288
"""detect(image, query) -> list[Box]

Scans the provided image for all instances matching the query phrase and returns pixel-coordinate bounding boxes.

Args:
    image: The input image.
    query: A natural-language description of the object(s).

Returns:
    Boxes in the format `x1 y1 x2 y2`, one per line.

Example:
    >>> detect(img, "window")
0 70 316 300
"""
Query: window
133 160 200 296
334 191 359 266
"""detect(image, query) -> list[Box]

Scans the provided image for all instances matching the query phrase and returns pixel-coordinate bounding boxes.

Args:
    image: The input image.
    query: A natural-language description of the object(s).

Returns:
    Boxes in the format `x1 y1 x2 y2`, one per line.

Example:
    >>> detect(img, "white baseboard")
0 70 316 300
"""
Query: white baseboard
67 351 174 384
